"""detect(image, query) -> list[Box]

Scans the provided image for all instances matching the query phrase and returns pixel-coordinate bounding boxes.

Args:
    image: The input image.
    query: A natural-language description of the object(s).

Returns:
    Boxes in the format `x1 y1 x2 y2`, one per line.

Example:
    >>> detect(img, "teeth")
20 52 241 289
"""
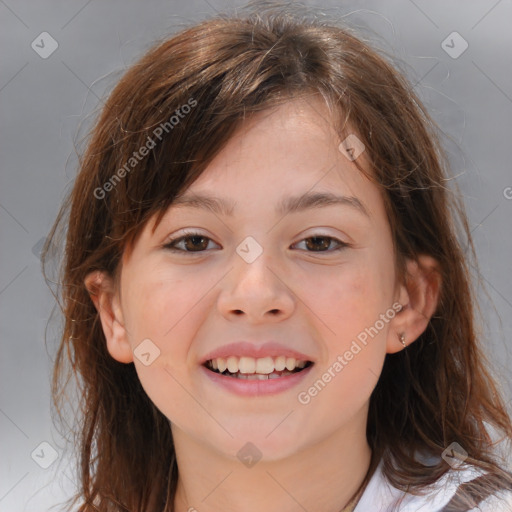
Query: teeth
239 356 256 373
217 357 227 373
206 355 309 374
227 356 238 373
255 357 274 374
228 370 295 380
285 357 296 371
274 355 286 371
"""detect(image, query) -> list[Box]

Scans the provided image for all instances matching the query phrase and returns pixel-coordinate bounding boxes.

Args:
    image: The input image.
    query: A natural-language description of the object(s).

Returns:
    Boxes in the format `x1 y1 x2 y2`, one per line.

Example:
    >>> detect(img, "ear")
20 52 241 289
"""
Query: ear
386 254 442 354
84 270 133 364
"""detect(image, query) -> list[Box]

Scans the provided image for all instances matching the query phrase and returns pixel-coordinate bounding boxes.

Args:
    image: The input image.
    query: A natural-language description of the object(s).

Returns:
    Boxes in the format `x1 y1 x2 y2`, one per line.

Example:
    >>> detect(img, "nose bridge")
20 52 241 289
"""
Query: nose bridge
233 235 280 290
235 235 266 265
218 235 294 320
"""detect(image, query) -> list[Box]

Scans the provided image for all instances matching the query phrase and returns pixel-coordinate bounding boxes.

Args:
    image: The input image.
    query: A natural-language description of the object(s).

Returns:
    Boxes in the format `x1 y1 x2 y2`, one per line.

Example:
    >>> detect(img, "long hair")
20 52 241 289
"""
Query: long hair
42 4 512 511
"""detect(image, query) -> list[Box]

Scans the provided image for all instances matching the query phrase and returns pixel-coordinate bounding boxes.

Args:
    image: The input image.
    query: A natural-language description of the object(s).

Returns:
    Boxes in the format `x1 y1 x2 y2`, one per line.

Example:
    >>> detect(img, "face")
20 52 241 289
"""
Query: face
102 98 407 460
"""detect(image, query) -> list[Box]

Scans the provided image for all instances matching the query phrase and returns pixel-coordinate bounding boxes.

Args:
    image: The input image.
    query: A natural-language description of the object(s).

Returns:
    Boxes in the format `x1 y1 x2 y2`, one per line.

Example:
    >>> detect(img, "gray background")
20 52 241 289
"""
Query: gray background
1 0 511 510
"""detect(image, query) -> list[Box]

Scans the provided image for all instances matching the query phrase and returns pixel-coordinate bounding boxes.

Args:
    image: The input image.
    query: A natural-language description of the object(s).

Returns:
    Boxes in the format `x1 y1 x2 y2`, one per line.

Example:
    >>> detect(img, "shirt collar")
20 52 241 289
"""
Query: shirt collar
353 458 485 512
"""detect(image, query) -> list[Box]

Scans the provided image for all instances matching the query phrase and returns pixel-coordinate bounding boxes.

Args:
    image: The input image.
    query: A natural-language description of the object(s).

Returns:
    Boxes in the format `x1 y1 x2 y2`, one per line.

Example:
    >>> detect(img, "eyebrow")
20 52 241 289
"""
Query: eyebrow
171 191 370 218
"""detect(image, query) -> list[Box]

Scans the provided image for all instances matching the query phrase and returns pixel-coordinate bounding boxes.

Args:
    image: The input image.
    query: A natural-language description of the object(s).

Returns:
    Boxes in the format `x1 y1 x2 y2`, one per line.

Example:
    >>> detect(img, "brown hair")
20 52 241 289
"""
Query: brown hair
43 3 512 511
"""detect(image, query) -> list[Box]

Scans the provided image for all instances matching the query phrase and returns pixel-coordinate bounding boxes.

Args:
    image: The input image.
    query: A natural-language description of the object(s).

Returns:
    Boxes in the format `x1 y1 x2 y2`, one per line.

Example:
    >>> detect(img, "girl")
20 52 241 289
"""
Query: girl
43 3 512 511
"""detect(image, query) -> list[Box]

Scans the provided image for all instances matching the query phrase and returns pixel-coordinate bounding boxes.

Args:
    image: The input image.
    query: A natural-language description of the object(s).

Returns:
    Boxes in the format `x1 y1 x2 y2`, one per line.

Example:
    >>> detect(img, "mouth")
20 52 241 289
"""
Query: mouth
203 356 314 380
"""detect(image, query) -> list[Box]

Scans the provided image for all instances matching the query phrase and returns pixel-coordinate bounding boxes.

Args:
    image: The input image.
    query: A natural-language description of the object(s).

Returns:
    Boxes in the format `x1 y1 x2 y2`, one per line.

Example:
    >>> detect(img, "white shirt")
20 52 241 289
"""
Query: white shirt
353 459 512 511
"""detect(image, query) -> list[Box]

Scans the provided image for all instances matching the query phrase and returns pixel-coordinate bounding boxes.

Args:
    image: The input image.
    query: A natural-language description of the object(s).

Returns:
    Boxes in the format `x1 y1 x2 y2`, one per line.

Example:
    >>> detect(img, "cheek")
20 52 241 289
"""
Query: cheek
296 263 390 425
122 274 208 426
120 274 194 407
123 269 201 346
131 354 215 437
299 251 395 392
305 256 392 338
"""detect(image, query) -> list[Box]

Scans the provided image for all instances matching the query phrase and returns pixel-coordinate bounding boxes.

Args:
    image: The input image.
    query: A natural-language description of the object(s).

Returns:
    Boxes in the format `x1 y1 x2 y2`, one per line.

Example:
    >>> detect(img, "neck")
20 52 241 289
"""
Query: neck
171 411 372 512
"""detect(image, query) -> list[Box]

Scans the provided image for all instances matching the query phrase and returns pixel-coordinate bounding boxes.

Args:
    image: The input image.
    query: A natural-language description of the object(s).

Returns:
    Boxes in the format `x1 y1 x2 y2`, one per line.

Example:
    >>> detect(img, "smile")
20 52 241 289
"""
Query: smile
204 355 314 380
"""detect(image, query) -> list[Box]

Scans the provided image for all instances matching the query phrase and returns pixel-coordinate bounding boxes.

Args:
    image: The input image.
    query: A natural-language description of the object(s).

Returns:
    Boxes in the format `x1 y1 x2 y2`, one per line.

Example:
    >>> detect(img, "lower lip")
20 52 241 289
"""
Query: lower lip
200 364 314 397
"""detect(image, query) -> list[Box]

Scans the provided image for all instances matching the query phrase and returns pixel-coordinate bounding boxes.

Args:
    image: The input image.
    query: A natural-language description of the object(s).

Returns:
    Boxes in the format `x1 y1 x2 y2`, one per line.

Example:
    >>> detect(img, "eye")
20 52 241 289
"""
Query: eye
292 235 349 252
163 232 349 254
163 232 220 253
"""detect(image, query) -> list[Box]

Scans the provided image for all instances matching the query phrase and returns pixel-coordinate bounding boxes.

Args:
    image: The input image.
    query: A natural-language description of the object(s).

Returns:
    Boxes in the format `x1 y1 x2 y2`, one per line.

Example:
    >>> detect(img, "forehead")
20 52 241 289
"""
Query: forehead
172 98 378 213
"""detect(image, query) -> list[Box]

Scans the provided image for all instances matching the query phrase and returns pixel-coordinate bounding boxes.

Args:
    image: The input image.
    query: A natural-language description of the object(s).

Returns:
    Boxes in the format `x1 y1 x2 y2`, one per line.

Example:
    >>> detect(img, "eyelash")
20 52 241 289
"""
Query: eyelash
163 231 350 254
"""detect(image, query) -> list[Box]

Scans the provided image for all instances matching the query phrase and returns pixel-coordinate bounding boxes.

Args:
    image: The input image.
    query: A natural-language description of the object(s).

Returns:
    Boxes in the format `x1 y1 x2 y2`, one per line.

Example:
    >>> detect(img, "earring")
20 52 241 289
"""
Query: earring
399 333 406 348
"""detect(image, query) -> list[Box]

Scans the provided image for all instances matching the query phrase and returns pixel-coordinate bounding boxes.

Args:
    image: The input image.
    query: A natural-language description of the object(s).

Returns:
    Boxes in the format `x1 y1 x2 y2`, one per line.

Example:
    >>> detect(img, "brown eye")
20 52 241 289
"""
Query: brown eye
293 236 348 252
164 233 218 253
305 237 331 251
182 236 210 251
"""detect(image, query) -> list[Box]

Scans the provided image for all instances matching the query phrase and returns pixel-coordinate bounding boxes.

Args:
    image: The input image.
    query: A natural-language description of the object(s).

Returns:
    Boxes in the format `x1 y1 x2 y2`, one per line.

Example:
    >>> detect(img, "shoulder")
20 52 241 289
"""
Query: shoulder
354 458 512 512
469 489 512 511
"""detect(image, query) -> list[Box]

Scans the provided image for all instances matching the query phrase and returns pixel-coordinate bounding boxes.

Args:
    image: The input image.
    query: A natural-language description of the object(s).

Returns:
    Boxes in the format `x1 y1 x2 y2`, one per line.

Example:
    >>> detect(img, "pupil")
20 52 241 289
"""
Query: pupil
186 236 207 251
307 237 329 251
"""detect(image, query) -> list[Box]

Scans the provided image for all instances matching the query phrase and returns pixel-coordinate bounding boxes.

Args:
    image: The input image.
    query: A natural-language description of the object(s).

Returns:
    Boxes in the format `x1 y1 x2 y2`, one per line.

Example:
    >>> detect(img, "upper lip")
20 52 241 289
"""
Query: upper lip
200 341 315 365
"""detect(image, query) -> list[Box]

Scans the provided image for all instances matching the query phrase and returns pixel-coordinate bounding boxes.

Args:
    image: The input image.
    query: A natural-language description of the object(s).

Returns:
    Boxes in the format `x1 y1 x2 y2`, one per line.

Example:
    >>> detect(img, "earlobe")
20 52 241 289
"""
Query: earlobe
84 270 134 364
386 254 442 354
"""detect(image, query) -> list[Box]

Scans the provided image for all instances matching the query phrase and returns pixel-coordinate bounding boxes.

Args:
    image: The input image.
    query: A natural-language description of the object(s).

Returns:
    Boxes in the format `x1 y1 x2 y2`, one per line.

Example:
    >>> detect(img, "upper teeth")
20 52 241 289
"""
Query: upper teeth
208 356 308 374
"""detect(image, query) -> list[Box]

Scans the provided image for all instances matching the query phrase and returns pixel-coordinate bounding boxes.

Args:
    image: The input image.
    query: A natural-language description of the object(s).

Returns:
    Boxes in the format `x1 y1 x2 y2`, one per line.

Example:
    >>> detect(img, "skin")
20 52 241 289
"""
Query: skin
85 97 441 512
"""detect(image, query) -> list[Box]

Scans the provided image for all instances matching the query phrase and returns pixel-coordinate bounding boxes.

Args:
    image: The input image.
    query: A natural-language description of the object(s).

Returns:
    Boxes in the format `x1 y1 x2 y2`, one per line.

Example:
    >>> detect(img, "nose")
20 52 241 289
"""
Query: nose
217 245 295 324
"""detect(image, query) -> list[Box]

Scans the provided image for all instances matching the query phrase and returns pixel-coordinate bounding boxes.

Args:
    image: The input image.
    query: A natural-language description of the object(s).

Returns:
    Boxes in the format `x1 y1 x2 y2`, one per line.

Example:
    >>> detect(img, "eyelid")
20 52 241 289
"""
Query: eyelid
291 235 349 252
162 229 220 252
163 228 212 242
292 225 351 244
166 227 209 239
